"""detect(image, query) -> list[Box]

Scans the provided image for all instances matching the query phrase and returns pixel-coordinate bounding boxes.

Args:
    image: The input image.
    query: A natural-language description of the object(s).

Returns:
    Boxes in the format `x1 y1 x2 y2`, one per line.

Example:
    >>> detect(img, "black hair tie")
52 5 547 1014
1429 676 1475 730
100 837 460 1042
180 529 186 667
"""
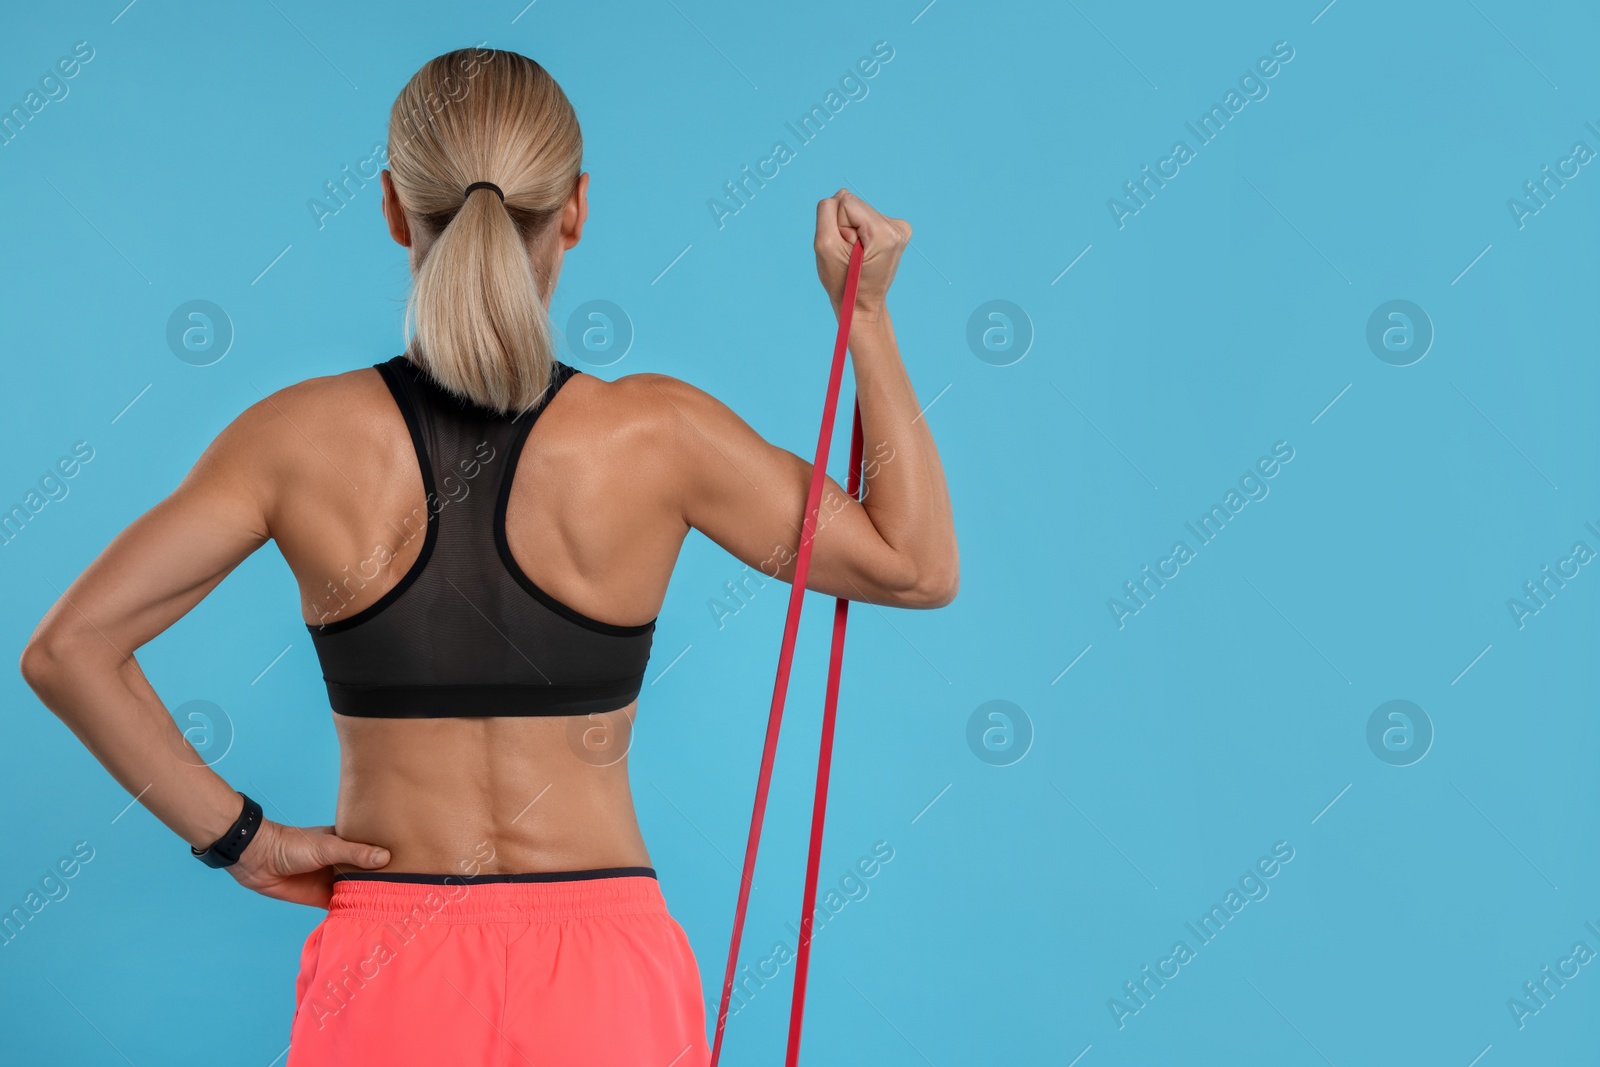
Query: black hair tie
463 181 505 202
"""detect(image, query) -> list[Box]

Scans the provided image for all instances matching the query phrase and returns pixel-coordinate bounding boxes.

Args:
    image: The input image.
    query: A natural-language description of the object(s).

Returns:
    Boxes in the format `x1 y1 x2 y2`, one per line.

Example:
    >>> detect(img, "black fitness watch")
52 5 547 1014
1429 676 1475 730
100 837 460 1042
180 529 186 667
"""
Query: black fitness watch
191 792 264 869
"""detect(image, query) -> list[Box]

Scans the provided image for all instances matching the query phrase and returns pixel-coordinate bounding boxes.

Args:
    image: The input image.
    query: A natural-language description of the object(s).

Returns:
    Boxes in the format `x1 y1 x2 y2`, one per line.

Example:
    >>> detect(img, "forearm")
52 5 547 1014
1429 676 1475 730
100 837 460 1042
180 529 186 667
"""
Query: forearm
24 643 247 850
843 308 957 594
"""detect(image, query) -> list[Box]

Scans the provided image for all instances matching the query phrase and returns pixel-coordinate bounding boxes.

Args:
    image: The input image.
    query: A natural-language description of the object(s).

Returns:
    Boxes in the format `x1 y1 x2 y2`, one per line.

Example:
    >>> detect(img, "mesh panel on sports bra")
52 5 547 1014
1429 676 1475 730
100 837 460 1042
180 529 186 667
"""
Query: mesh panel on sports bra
305 355 655 717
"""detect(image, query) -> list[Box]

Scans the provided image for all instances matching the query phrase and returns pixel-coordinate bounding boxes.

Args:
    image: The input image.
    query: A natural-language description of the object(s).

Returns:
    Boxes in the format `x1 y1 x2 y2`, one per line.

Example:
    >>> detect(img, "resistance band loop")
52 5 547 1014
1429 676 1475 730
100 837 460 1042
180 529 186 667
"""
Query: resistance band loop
784 402 863 1065
709 238 865 1067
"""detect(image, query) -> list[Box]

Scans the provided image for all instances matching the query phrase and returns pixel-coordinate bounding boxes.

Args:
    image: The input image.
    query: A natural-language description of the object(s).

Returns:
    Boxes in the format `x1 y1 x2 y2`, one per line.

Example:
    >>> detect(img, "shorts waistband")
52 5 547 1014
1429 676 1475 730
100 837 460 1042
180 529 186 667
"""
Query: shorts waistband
326 867 666 924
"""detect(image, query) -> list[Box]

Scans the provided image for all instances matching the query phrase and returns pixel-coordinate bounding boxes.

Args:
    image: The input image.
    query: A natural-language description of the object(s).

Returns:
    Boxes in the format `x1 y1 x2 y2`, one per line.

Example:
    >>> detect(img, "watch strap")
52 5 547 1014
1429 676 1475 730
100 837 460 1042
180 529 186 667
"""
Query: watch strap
191 792 263 869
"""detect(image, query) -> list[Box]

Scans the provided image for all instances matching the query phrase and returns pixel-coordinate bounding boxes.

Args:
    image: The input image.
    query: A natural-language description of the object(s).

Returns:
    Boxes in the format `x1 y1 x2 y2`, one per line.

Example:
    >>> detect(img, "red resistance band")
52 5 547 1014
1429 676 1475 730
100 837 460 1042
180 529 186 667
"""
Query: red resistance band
709 238 865 1067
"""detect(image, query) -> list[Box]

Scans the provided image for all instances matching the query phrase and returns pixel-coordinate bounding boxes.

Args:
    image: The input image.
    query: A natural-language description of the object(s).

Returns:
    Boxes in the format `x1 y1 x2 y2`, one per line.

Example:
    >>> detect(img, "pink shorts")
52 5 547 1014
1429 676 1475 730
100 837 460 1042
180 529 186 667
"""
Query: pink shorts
286 868 710 1067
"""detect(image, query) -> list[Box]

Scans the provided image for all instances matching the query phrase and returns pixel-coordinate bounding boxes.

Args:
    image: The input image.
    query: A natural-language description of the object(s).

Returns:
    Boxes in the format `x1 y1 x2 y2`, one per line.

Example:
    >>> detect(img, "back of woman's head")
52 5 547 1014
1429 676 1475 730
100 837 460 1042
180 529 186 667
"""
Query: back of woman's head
387 48 582 413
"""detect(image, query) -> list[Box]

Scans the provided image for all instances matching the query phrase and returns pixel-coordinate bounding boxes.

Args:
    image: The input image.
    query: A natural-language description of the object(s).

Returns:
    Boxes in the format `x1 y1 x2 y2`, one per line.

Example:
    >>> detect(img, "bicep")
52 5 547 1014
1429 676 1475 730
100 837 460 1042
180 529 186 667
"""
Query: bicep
32 410 274 660
653 377 913 605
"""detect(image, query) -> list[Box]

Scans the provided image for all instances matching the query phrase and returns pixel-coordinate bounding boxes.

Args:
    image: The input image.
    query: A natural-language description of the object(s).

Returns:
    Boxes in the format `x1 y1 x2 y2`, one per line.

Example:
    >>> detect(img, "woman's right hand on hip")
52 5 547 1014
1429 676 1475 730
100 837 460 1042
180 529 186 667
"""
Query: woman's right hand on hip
227 819 391 908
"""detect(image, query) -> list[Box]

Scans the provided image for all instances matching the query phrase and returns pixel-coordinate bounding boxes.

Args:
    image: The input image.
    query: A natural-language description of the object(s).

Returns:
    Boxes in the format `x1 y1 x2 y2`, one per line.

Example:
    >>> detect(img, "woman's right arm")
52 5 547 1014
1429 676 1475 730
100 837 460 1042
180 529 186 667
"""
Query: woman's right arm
654 190 958 609
20 387 391 907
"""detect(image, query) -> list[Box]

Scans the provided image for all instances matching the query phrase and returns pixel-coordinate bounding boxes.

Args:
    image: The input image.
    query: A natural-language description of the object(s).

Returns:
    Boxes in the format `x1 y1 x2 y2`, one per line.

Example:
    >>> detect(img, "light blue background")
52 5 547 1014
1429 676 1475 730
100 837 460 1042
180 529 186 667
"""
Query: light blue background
2 1 1597 1064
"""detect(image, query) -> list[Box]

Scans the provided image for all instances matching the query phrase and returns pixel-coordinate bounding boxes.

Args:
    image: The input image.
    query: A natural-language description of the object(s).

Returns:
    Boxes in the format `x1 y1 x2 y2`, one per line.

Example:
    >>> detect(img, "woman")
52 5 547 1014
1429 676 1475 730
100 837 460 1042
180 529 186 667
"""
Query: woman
19 47 957 1066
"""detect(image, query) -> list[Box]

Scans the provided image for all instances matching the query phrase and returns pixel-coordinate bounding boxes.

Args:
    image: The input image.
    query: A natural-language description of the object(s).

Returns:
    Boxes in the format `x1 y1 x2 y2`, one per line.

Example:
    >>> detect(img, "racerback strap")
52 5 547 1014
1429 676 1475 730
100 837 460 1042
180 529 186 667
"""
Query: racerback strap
709 238 865 1066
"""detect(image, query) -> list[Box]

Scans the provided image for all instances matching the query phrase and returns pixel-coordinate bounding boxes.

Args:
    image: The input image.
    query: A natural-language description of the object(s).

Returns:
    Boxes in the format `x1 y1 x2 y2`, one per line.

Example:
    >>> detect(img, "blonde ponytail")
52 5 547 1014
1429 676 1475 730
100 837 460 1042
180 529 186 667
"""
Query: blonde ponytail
386 49 583 413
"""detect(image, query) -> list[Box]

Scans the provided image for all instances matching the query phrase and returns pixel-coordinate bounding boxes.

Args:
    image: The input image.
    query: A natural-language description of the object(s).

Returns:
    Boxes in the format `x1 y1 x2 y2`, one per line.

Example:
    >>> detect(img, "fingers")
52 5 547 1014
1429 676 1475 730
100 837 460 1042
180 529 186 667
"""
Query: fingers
814 188 909 310
829 190 911 254
307 827 390 870
834 189 873 239
816 193 853 258
267 869 338 910
816 194 842 245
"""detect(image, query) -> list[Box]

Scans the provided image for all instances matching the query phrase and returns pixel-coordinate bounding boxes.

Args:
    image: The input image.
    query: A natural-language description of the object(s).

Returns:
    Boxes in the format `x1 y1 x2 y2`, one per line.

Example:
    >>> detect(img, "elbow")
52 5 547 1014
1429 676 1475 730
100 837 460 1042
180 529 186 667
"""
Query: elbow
19 632 61 696
20 623 84 700
903 556 959 609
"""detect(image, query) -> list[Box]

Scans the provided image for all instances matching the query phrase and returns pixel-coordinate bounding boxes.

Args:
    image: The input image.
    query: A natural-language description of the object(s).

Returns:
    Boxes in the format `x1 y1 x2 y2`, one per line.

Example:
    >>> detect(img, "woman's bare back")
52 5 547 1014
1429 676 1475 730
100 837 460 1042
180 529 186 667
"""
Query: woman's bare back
268 365 689 874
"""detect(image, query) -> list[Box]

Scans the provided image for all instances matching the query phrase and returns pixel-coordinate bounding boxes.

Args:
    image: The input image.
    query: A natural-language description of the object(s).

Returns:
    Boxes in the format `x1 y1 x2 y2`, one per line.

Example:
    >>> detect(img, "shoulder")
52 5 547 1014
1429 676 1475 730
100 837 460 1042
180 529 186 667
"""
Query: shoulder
241 365 391 431
555 369 732 442
219 366 392 454
190 366 394 500
560 368 705 409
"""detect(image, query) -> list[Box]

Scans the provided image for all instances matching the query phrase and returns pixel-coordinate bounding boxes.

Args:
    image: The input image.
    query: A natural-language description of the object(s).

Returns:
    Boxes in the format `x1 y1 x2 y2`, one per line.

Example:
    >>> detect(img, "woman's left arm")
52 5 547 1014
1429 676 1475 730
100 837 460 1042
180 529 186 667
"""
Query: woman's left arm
19 391 389 906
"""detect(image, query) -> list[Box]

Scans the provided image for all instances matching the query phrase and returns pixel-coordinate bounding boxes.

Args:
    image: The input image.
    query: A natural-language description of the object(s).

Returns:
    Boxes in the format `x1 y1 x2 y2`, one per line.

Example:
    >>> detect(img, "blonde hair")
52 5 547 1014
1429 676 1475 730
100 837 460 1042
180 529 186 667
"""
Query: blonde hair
386 48 582 413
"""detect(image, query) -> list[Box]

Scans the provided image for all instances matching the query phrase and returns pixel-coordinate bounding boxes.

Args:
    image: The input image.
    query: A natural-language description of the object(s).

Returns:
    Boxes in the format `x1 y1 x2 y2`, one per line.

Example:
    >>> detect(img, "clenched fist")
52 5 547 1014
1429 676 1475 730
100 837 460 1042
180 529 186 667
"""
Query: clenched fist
815 189 910 322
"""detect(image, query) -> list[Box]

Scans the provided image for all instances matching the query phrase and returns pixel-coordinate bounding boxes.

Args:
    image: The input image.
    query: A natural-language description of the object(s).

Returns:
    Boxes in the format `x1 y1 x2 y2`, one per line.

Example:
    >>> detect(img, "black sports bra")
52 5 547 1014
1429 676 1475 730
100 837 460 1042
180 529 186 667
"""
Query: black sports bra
305 355 656 718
